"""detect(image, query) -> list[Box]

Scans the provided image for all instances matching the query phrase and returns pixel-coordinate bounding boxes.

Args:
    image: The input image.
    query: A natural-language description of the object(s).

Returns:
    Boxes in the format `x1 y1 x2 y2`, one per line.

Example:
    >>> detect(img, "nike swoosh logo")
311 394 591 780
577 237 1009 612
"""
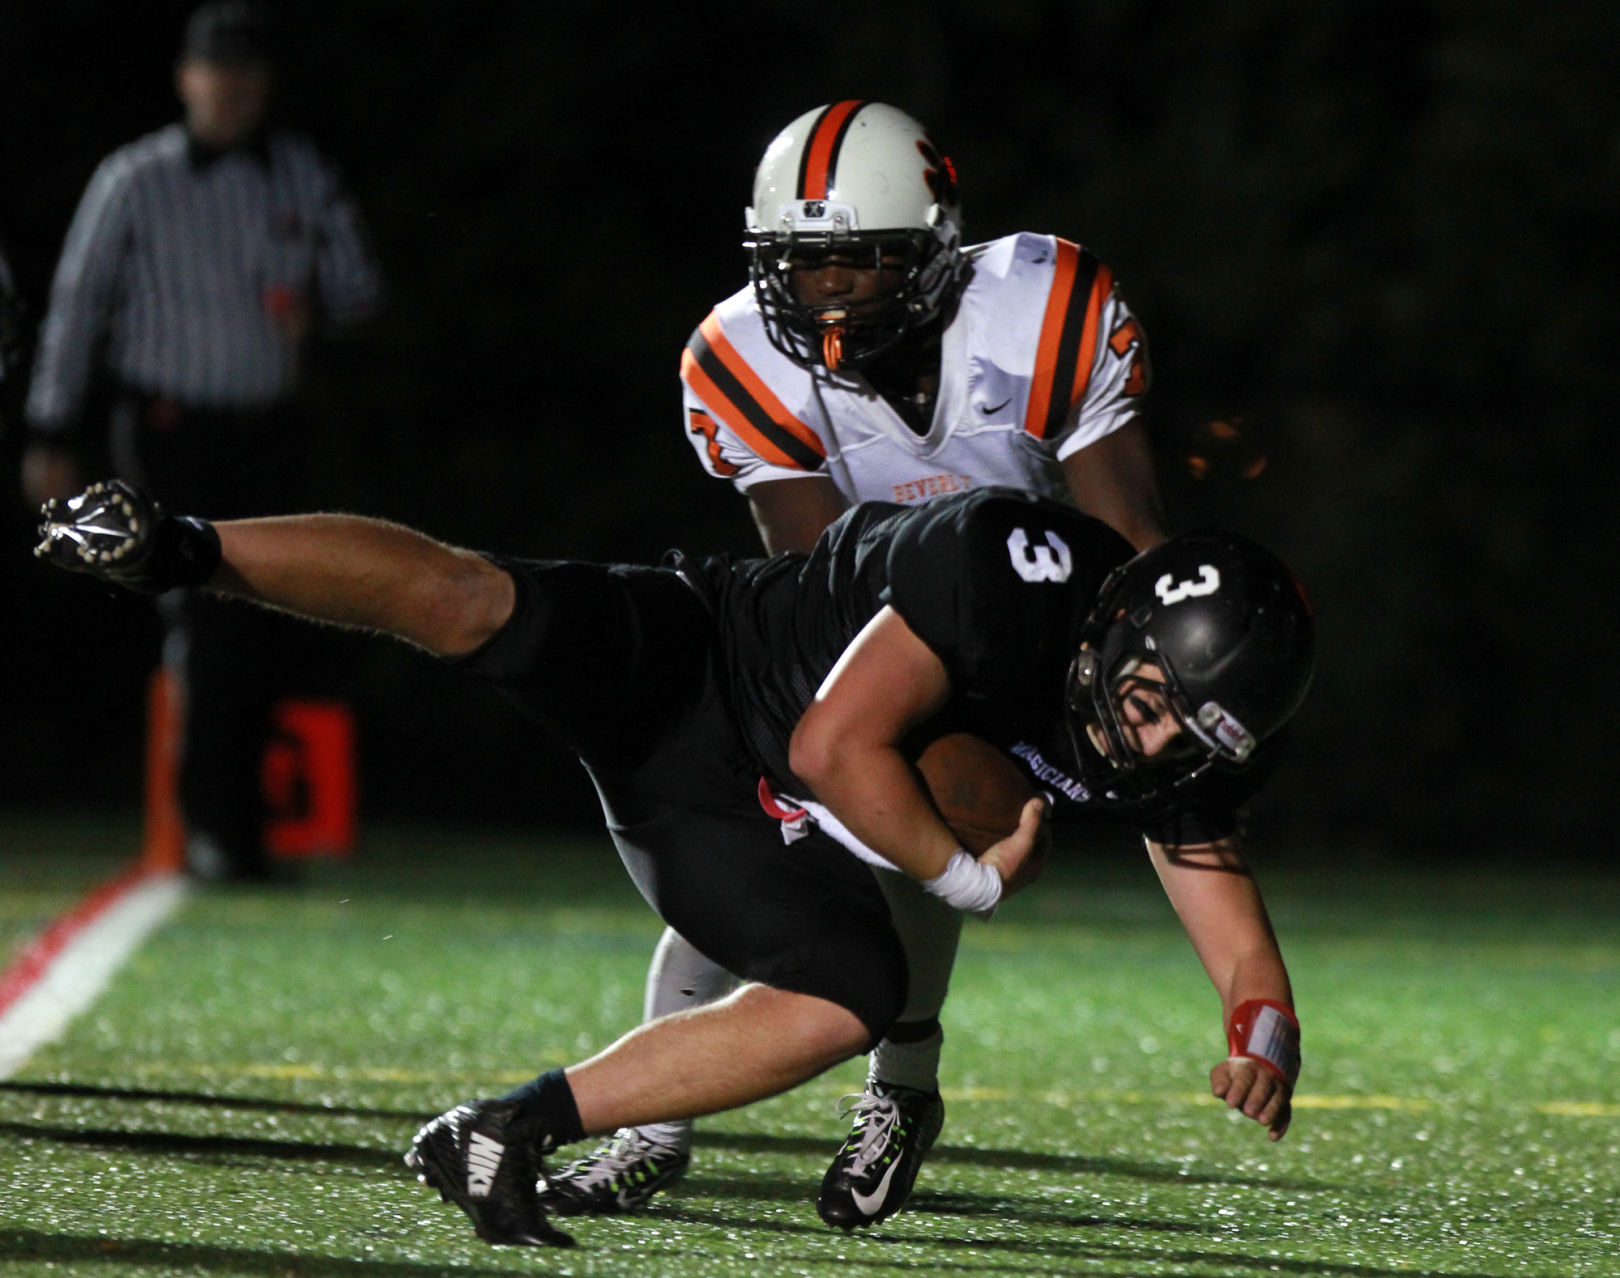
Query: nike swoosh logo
980 398 1012 415
851 1157 904 1217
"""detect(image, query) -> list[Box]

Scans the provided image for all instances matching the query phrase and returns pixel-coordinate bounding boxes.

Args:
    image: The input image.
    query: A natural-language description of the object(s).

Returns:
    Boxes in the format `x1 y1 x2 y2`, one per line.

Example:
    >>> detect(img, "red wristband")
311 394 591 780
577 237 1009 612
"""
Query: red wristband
1225 998 1300 1083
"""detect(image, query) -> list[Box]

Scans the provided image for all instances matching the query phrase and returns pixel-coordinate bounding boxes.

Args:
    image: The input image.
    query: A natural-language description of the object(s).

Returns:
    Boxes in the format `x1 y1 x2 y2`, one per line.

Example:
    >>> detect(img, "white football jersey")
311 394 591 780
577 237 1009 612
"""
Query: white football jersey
679 232 1149 507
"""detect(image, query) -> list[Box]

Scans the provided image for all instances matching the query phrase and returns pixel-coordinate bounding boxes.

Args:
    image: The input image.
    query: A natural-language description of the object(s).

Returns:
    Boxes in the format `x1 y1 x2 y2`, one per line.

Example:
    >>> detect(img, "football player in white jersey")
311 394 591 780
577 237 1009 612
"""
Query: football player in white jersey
544 101 1171 1227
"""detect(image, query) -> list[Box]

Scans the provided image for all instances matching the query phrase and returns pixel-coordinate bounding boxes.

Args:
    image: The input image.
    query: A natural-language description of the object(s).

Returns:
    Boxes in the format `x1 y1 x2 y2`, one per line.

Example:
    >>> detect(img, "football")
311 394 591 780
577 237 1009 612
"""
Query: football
915 732 1036 854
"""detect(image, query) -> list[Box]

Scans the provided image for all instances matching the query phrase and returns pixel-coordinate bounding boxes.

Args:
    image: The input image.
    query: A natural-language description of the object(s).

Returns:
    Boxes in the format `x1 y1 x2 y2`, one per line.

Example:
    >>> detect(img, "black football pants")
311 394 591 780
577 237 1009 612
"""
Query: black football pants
461 558 908 1044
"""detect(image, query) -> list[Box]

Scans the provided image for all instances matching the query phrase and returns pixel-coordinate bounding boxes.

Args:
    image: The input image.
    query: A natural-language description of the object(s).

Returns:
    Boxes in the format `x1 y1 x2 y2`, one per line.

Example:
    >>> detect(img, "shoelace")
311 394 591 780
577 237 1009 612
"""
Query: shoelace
834 1091 904 1177
563 1128 677 1189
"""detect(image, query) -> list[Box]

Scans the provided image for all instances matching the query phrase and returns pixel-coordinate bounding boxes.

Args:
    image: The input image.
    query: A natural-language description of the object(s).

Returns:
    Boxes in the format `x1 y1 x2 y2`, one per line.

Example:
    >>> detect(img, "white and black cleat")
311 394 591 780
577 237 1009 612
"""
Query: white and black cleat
404 1099 574 1247
817 1080 945 1230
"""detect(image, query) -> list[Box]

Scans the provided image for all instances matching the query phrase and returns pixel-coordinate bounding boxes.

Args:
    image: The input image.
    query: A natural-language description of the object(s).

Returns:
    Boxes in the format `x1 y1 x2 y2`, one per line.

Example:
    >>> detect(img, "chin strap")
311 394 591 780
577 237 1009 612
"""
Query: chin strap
1226 998 1301 1083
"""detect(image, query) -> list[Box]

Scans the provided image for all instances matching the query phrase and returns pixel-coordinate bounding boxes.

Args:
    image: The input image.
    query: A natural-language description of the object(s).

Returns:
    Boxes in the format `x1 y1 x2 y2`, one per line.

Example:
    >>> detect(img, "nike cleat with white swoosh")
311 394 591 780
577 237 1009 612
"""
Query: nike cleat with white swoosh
405 1099 574 1247
816 1080 945 1230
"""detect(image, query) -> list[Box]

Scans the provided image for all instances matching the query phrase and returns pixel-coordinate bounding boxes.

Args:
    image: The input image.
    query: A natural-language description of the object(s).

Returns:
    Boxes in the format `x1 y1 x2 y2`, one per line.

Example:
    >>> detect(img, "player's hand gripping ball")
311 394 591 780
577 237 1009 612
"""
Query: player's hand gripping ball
35 479 221 594
917 732 1050 892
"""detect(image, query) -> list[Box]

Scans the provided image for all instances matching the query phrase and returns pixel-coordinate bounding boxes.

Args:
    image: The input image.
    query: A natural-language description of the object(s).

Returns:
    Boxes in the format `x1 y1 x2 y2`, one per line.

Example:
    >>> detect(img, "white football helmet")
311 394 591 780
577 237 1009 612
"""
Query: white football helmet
744 101 965 371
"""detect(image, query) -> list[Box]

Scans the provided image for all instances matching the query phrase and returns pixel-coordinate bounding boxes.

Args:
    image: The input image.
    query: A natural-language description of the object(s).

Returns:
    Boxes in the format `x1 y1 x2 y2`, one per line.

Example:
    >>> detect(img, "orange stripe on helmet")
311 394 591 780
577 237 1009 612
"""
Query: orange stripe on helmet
680 314 826 471
799 99 865 199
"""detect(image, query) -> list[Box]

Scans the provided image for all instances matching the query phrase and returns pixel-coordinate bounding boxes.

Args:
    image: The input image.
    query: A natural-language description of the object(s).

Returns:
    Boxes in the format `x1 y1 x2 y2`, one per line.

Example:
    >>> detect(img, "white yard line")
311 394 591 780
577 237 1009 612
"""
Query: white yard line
0 867 189 1080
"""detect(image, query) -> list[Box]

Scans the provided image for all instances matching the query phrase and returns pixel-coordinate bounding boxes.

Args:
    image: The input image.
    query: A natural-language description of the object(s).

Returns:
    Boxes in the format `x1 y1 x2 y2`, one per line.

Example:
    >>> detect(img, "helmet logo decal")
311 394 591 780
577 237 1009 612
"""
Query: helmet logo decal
802 200 827 219
1155 565 1220 605
1194 701 1256 762
916 140 958 207
1007 528 1072 583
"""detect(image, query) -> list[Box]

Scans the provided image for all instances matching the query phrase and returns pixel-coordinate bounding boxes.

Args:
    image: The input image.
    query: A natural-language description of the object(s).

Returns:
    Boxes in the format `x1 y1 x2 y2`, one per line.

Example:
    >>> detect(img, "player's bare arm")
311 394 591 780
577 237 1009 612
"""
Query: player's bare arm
745 476 850 555
35 479 514 657
1060 420 1168 552
790 605 1046 893
1147 835 1298 1140
212 516 514 657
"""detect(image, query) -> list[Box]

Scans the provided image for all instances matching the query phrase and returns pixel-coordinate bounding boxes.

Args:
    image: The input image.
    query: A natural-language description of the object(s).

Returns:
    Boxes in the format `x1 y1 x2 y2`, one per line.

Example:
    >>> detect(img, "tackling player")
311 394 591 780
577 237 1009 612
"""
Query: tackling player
38 479 1313 1250
550 100 1171 1225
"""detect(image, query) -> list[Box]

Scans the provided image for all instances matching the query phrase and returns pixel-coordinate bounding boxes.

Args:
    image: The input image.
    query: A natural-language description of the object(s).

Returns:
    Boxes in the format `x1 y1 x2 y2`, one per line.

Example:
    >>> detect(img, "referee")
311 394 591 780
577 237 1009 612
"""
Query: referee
22 2 384 880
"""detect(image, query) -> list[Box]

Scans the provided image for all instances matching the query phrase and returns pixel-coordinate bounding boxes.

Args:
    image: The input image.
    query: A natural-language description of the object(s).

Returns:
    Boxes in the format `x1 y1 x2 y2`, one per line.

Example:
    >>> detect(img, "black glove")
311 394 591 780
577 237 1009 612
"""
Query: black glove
34 479 221 594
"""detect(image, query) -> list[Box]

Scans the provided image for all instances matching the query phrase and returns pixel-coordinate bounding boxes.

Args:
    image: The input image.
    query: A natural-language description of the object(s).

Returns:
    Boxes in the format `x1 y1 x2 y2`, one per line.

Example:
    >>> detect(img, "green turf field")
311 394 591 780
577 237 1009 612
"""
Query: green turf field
1 814 1615 1276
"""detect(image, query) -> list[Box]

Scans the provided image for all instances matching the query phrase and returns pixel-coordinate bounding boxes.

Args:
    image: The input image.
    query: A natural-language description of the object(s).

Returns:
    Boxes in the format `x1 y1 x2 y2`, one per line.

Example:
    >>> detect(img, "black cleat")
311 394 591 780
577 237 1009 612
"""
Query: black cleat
817 1080 945 1230
404 1099 574 1247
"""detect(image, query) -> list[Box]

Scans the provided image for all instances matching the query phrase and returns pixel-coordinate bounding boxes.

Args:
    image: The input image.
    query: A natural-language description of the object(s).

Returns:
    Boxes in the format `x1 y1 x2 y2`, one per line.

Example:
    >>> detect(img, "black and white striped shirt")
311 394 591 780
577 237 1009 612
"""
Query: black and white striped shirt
26 122 383 433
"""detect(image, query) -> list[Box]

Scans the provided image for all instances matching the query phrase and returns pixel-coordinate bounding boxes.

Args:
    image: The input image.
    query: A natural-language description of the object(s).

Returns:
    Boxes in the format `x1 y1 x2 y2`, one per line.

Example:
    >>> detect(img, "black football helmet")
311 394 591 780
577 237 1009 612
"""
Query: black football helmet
1065 530 1315 810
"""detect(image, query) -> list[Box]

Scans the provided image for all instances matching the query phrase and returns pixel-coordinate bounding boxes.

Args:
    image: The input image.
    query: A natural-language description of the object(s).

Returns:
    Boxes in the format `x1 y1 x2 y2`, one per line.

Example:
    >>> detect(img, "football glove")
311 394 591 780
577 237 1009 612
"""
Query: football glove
34 479 221 594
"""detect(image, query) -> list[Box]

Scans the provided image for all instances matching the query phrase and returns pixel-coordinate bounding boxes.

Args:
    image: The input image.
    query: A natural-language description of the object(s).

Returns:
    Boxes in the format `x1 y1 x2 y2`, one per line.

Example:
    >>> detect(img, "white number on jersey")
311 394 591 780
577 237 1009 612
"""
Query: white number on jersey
1007 528 1073 583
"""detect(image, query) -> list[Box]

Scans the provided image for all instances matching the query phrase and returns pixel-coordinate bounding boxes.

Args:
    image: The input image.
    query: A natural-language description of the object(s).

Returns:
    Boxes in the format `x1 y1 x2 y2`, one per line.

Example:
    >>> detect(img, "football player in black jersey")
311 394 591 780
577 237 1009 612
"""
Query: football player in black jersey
37 480 1313 1249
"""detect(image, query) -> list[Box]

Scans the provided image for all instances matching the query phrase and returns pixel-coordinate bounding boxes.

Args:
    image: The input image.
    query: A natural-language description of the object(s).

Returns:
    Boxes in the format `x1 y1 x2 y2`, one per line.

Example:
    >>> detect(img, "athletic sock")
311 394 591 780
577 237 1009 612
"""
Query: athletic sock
869 1017 944 1094
499 1067 585 1151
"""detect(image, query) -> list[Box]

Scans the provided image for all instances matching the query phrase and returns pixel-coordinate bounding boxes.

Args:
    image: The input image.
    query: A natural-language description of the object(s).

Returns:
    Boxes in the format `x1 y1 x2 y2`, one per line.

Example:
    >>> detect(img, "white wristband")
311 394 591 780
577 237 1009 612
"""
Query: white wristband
923 849 1003 917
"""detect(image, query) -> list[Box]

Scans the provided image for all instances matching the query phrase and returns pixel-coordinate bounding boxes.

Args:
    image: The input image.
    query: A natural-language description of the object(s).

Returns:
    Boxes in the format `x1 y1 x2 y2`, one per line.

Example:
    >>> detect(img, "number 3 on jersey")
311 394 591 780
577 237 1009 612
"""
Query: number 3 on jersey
1006 528 1072 582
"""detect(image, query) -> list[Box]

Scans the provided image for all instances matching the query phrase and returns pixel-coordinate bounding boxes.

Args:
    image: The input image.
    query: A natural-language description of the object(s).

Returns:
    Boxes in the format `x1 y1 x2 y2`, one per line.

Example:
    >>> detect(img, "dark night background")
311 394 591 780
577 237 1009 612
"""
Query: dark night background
2 1 1616 863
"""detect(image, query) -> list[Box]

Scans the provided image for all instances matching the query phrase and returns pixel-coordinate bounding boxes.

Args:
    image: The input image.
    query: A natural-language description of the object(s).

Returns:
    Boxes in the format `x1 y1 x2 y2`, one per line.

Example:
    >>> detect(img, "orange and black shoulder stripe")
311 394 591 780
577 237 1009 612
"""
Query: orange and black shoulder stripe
796 100 867 198
680 313 826 472
1024 238 1114 440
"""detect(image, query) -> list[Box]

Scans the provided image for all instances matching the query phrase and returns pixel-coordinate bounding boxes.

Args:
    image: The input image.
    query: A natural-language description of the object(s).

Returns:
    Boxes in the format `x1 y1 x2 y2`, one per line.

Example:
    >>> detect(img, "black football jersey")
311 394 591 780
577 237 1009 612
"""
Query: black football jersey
694 489 1119 787
695 488 1263 845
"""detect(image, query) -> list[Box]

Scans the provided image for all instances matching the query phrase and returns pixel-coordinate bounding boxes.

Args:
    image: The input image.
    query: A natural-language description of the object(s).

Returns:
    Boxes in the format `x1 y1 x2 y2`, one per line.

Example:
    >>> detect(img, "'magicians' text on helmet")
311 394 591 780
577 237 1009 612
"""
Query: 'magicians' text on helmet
745 101 966 372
